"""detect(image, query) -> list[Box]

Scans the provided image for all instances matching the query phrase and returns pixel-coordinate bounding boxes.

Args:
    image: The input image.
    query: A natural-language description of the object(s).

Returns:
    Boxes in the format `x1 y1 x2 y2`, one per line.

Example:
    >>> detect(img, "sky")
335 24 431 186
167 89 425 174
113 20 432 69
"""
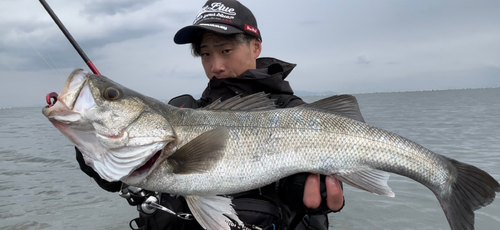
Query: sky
0 0 499 108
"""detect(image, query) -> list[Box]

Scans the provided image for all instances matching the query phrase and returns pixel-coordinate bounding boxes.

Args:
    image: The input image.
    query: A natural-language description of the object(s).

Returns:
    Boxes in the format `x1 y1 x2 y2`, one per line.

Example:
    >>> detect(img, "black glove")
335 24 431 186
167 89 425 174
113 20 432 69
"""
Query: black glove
75 147 122 192
278 173 344 215
168 94 199 108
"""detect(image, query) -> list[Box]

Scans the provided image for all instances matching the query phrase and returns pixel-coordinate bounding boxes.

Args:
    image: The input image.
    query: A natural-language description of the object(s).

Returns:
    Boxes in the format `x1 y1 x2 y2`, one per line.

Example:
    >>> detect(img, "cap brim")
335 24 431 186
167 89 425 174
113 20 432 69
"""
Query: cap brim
174 23 244 44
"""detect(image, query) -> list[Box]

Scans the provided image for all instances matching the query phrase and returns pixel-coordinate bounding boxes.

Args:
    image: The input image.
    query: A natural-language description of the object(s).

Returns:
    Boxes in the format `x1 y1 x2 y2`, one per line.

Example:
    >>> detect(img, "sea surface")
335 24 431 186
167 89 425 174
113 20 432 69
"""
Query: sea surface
1 88 499 230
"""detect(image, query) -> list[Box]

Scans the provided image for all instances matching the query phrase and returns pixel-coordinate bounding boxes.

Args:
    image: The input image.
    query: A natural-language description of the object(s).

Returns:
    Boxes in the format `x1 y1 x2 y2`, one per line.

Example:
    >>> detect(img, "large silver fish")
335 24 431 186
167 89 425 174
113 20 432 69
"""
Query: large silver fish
42 69 499 230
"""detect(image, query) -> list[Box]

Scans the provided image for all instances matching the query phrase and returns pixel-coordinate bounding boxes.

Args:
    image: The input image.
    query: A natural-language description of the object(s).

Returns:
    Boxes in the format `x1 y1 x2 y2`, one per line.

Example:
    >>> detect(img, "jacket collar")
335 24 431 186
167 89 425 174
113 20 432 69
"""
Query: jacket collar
200 57 297 104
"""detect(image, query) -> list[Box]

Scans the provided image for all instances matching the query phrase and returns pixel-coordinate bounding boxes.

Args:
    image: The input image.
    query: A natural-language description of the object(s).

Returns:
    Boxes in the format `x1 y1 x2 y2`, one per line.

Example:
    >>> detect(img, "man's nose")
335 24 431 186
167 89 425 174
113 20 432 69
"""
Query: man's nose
211 56 225 74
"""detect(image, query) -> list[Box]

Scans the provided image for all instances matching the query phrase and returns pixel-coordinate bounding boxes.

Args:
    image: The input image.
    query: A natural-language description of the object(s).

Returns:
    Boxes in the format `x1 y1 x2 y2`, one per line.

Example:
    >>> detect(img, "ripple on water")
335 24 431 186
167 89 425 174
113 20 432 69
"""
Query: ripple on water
1 221 52 230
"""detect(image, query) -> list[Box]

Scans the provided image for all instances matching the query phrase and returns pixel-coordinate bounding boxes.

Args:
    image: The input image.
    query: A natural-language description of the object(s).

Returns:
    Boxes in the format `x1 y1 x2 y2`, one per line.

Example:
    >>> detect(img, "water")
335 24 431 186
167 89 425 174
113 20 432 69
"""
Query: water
0 108 137 229
1 88 499 229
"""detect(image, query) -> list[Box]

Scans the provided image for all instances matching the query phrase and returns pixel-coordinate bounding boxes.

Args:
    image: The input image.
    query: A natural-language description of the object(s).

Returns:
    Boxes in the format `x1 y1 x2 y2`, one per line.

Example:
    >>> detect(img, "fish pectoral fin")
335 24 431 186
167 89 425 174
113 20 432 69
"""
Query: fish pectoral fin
167 128 228 174
335 168 395 197
302 94 365 122
185 195 243 230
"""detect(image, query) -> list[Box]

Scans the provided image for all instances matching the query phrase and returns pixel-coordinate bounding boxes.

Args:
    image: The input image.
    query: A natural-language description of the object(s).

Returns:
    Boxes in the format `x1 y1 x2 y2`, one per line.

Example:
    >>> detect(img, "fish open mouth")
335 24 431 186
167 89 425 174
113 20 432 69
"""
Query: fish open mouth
42 69 91 118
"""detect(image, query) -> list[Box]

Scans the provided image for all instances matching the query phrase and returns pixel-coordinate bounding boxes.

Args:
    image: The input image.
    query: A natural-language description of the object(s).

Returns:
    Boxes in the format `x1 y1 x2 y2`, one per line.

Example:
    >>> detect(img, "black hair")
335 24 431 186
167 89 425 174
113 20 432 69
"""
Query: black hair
190 31 258 57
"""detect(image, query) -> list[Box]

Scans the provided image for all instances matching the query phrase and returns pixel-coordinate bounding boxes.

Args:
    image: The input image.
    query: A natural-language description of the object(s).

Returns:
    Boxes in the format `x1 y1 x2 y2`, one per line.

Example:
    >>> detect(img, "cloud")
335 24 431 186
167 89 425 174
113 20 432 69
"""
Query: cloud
0 0 199 72
81 0 162 16
356 56 371 65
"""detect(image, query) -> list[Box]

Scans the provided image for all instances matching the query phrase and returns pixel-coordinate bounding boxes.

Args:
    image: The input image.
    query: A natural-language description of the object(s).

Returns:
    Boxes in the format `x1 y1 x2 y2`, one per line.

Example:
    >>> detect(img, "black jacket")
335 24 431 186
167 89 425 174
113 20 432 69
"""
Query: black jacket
195 57 304 108
76 57 337 230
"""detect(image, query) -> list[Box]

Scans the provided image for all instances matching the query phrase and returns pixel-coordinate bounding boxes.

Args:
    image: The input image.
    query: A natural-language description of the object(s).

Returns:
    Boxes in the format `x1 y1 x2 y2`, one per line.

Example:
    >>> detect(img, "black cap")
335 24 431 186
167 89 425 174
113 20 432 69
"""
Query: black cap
174 0 261 44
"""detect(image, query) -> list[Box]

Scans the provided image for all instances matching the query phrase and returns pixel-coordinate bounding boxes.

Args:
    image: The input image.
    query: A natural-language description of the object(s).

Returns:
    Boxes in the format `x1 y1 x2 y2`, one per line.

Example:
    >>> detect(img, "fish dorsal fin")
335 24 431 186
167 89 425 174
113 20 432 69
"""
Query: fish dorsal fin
334 168 395 197
185 195 243 230
302 94 365 122
203 92 277 111
167 128 228 174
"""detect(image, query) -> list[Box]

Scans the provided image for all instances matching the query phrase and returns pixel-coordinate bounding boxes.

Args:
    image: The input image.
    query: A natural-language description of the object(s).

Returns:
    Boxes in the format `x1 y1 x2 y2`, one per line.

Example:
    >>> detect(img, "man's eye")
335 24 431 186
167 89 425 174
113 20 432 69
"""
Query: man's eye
201 53 210 57
222 49 231 54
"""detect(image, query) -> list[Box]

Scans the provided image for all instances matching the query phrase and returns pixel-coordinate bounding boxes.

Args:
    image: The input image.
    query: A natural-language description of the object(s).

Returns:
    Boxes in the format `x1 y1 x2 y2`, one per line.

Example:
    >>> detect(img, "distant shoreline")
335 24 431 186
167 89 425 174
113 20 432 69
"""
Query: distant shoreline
298 86 500 97
3 87 499 109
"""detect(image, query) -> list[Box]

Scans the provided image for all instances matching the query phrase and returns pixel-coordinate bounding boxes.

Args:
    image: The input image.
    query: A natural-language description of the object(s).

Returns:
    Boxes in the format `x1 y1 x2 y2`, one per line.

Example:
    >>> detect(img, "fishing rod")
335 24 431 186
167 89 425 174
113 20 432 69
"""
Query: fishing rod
40 0 101 107
39 0 100 75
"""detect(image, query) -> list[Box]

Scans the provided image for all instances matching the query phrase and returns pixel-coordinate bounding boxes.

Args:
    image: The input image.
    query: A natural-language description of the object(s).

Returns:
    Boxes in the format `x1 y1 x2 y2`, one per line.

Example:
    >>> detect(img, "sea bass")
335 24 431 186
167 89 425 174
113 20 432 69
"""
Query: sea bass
42 69 499 230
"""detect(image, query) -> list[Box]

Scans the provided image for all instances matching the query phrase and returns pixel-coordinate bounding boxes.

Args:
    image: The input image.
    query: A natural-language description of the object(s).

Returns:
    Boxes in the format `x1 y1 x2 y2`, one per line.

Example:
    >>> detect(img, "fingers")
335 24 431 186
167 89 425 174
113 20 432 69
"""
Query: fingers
303 174 345 211
326 176 344 211
303 174 321 209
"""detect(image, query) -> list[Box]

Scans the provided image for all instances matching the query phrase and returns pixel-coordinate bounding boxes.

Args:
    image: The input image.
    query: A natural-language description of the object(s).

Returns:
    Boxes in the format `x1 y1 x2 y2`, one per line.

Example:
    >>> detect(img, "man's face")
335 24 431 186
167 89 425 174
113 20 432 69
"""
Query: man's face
199 32 262 79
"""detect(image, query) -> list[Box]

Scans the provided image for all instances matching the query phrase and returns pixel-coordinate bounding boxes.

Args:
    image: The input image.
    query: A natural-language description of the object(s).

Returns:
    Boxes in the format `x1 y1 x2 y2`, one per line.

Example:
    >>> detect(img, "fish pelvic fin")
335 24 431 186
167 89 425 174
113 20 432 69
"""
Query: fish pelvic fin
185 195 243 230
167 127 228 174
437 156 500 230
335 168 395 197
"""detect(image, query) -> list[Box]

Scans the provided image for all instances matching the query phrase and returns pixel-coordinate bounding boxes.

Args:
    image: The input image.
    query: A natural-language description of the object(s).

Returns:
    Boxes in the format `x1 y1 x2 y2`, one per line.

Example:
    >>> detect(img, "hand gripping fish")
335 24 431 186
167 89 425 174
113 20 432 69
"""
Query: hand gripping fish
42 69 499 230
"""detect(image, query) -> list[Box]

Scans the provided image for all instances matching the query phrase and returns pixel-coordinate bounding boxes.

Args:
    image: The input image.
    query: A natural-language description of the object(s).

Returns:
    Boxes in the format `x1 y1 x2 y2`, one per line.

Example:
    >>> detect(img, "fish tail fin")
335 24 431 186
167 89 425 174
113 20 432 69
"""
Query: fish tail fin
437 156 500 230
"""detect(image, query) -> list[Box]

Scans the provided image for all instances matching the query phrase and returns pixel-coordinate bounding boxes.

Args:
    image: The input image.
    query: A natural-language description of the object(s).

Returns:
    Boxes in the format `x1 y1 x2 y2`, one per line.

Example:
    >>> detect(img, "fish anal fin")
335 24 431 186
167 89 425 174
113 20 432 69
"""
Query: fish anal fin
185 195 243 230
167 128 228 174
335 168 395 197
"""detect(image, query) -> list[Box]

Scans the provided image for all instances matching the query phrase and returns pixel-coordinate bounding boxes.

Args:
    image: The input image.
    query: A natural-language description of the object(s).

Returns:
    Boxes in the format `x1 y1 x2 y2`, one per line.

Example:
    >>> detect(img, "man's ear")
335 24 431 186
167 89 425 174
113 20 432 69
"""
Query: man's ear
252 39 262 59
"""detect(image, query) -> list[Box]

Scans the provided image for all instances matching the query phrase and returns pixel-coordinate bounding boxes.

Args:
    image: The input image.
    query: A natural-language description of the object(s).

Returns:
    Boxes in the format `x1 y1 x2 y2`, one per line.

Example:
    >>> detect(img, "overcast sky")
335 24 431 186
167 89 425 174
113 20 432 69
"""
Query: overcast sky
1 0 499 108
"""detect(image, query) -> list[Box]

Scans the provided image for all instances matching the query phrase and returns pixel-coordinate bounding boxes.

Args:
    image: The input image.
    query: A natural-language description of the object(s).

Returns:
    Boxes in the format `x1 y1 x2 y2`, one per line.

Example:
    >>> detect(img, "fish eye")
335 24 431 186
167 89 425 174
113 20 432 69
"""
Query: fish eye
103 87 120 101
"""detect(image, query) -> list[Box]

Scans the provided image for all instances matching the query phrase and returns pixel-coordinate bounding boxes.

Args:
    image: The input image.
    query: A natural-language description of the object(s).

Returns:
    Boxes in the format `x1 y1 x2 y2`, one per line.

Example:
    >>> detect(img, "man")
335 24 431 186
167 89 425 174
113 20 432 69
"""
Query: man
76 0 344 229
